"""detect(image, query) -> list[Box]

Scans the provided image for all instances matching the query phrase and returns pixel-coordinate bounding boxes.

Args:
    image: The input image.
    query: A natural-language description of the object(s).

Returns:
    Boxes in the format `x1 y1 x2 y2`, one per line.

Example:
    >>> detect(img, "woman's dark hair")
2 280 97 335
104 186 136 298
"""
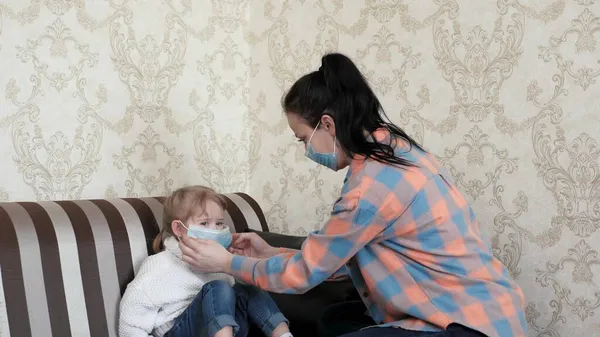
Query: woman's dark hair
282 52 424 167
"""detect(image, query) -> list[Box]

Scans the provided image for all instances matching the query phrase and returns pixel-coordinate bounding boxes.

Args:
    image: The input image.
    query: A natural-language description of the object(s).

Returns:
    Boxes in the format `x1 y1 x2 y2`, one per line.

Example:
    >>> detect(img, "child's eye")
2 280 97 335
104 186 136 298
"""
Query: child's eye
199 222 208 226
216 222 225 228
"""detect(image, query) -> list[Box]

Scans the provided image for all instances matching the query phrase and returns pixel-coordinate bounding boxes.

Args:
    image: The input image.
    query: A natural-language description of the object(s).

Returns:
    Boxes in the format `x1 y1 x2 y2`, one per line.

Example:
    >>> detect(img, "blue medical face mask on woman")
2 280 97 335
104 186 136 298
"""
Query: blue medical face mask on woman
179 221 232 249
305 121 339 171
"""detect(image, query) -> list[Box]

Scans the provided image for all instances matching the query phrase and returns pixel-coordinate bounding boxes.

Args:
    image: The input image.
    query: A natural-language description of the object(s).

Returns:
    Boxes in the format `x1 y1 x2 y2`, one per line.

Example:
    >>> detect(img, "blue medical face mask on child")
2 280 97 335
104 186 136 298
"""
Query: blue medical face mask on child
305 121 338 171
179 222 232 249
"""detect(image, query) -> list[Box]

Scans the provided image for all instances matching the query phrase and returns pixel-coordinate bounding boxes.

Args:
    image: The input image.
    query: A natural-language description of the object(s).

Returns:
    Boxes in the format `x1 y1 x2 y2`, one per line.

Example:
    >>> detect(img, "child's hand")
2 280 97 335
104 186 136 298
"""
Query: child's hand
179 235 233 273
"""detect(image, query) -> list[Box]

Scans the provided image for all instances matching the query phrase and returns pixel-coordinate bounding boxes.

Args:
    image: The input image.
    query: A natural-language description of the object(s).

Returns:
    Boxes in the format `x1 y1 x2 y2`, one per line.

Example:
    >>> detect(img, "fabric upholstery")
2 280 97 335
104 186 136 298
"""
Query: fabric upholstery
0 193 266 337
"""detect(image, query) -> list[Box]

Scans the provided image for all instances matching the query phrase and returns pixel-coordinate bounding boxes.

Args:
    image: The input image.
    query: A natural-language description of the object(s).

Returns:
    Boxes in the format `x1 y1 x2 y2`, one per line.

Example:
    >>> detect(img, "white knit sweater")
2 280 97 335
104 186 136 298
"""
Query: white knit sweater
118 236 234 337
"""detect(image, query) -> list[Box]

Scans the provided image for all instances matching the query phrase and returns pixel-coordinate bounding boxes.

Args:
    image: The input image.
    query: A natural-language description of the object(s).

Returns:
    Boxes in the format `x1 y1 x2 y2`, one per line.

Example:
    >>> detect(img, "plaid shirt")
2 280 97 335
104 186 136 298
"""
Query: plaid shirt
230 129 527 337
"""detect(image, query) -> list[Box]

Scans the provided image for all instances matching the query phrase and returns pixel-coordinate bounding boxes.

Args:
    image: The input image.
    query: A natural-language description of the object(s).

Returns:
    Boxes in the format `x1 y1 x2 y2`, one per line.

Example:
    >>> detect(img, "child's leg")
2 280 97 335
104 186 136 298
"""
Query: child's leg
166 280 244 337
233 283 292 337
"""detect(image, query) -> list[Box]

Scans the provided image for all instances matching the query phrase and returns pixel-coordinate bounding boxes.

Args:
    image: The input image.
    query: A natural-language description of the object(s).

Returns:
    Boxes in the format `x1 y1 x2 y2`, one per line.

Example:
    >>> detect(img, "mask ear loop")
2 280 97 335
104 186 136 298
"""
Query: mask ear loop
307 120 337 156
333 135 336 154
176 220 188 241
178 220 189 230
306 120 320 149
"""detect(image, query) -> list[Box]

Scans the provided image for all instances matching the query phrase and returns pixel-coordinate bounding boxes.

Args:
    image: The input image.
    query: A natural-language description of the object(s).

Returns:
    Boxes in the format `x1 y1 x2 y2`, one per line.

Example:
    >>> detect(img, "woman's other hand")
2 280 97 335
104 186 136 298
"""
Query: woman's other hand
179 235 232 273
229 232 277 258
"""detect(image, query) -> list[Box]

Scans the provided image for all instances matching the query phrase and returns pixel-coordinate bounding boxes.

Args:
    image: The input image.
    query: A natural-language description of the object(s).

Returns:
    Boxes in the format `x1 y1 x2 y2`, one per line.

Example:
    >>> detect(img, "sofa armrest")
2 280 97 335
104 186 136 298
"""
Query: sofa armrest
248 229 305 250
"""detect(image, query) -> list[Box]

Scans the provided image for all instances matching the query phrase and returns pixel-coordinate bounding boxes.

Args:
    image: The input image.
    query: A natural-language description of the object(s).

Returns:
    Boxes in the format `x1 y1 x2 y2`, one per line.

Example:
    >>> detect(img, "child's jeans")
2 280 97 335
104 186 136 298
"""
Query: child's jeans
165 280 288 337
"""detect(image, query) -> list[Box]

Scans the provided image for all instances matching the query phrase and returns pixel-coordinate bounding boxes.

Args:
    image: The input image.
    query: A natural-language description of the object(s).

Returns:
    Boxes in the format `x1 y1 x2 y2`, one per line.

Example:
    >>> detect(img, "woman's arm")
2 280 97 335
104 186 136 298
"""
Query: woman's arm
271 246 349 281
276 246 299 255
272 231 349 281
228 181 392 294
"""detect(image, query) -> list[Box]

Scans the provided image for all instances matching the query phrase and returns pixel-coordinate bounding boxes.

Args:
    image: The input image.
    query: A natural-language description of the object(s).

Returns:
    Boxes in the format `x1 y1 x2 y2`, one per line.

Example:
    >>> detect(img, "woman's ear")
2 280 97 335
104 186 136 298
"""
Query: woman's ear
321 114 336 136
172 220 185 238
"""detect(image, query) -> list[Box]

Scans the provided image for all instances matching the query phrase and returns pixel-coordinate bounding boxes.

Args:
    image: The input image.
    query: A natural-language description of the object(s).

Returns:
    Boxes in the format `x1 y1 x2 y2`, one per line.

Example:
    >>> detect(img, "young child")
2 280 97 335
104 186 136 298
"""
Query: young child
119 185 293 337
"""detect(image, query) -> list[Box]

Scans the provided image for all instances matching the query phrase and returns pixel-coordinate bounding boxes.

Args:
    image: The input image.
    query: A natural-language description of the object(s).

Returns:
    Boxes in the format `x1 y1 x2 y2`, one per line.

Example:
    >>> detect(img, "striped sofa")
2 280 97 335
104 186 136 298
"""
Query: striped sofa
0 193 271 337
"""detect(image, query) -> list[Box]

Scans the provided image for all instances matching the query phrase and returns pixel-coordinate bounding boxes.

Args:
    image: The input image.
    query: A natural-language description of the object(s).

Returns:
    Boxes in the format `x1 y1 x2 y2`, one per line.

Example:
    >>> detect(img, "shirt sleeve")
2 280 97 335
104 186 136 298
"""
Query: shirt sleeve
276 236 348 281
229 179 392 294
277 247 300 255
327 265 350 281
118 285 158 337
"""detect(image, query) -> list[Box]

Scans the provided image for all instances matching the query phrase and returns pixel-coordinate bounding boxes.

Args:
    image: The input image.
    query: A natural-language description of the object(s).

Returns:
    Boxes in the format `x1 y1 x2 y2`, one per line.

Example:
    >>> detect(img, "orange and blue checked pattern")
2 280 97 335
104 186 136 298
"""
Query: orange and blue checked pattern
230 129 527 337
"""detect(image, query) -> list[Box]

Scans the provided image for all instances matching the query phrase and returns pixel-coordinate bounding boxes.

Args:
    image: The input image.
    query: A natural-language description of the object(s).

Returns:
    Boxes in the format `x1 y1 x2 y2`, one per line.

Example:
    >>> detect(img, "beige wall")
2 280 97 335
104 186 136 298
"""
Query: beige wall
1 1 599 335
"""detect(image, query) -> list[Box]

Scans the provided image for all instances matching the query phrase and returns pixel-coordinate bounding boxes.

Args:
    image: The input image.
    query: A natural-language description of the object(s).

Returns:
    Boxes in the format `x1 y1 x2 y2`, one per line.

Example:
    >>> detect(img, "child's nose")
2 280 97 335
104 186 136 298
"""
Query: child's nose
207 223 218 230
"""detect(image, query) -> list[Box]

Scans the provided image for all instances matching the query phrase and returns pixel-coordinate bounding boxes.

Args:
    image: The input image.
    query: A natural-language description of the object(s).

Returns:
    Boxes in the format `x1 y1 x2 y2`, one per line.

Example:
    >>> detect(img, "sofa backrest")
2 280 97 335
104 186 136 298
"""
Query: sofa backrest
0 193 268 337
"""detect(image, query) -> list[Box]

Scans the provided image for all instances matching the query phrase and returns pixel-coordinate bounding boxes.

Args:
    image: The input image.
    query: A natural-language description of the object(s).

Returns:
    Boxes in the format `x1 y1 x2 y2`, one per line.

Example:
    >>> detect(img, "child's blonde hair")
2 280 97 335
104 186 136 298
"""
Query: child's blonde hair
153 185 227 253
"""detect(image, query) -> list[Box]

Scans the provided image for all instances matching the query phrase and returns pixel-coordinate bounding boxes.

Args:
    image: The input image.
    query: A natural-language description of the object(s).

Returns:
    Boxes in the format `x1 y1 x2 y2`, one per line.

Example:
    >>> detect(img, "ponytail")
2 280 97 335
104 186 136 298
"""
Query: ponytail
152 230 164 253
320 54 356 97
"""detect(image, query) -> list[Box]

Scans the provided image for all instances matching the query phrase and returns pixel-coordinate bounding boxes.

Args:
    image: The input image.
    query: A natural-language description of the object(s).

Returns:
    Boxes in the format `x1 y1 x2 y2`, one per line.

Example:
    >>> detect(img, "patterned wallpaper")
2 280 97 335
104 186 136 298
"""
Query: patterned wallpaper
1 0 599 336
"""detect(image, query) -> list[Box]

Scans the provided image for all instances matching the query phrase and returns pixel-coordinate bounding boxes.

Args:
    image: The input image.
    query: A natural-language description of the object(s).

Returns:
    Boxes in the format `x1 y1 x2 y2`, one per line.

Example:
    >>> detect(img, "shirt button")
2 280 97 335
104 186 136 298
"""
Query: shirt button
363 291 369 297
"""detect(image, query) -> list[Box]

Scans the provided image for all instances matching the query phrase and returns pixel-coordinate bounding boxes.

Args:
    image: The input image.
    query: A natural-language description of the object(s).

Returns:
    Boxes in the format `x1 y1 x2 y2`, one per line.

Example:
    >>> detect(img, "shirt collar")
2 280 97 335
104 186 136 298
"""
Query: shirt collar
348 128 393 173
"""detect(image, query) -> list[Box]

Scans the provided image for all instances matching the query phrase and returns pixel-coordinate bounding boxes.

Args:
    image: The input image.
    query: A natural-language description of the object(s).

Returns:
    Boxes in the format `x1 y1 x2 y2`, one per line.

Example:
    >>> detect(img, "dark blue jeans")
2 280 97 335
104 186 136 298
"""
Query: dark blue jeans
320 301 486 337
339 324 486 337
165 280 288 337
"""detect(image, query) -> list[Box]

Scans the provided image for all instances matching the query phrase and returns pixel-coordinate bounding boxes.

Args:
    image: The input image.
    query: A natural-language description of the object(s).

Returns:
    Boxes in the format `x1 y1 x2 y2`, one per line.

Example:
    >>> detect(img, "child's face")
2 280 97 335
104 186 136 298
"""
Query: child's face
172 200 226 237
188 200 226 230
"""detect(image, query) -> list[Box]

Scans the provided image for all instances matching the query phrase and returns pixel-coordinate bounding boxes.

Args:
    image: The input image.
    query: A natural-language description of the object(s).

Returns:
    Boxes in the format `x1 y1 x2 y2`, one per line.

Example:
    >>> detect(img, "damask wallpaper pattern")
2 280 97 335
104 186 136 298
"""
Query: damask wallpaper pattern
0 0 599 336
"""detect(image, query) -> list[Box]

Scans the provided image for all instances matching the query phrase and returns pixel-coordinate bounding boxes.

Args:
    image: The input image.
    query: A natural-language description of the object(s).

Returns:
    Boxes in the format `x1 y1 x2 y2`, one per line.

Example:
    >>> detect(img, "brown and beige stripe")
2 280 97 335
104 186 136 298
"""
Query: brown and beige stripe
0 193 268 337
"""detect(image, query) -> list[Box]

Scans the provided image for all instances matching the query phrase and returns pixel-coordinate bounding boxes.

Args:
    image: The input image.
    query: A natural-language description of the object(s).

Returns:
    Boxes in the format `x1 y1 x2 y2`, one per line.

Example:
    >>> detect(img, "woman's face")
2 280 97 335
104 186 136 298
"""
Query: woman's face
286 112 351 169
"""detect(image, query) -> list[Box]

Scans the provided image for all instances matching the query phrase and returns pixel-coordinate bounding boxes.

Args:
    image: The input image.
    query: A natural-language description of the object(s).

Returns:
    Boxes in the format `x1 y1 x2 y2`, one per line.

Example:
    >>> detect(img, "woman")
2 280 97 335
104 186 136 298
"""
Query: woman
179 53 527 337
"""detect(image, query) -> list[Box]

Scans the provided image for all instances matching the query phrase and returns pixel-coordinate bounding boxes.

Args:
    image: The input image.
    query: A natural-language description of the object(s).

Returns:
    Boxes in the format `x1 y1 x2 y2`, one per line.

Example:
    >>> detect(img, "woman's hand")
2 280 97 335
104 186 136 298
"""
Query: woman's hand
179 235 232 273
229 232 277 258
